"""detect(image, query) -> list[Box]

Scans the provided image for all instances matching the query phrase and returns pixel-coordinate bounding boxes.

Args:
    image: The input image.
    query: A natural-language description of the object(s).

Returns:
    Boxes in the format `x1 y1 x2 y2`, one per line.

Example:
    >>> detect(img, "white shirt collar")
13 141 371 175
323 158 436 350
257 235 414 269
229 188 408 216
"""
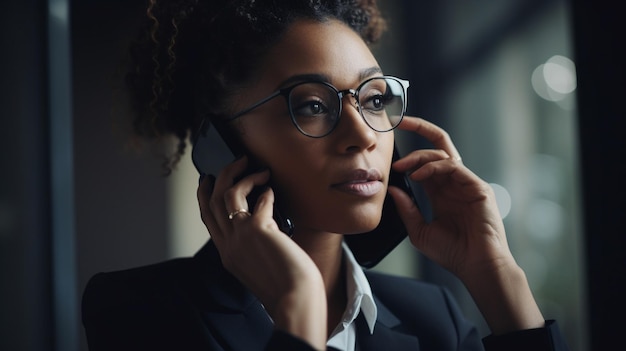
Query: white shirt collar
330 242 378 337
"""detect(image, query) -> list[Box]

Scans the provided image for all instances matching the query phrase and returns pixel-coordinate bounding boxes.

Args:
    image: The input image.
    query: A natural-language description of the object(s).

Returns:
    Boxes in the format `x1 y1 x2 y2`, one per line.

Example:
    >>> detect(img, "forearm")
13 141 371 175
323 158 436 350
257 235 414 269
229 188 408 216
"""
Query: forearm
464 262 545 335
270 280 327 350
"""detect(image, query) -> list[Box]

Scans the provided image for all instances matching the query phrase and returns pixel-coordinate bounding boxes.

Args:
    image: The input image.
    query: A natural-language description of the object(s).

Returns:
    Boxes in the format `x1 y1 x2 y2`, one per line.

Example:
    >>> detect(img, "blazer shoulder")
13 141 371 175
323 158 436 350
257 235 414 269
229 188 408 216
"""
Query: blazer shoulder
82 258 197 318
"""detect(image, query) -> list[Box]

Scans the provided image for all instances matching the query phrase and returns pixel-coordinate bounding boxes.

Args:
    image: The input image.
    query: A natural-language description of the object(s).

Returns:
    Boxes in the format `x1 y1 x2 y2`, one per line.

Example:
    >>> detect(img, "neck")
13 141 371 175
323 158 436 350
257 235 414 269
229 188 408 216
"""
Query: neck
292 230 347 337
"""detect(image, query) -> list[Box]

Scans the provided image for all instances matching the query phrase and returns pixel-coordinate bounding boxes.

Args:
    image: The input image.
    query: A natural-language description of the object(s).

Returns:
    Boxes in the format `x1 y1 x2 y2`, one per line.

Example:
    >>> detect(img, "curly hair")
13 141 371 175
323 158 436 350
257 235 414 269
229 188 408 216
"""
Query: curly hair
125 0 387 174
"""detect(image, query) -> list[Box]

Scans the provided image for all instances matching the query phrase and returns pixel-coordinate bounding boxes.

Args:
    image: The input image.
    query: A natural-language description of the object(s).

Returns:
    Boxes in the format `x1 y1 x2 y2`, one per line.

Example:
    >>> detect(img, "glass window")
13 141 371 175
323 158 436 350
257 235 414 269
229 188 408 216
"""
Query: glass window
374 1 586 349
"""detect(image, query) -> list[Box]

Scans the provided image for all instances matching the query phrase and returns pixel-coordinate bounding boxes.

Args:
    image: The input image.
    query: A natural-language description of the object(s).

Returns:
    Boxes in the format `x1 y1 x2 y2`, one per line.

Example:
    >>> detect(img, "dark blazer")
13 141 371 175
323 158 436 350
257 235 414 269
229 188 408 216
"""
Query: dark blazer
82 240 569 351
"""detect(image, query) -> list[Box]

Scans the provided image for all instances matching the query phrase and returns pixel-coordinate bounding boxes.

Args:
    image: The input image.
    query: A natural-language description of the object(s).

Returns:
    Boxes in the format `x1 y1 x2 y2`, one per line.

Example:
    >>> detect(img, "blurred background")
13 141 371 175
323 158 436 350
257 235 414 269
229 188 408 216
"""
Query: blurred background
1 0 624 350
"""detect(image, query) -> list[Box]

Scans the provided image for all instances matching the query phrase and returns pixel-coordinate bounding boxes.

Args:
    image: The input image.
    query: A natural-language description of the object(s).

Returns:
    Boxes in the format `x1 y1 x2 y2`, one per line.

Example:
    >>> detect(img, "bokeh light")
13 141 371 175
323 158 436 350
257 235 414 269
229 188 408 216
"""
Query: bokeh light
531 55 577 103
490 183 512 219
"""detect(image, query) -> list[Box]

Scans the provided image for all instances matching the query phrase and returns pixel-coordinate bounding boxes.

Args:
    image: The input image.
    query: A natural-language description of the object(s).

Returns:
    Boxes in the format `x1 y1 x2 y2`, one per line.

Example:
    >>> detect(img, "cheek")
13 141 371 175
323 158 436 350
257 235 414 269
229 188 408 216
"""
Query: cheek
262 148 338 229
238 121 325 197
381 132 395 170
236 113 295 164
240 138 327 227
266 145 326 198
238 119 395 234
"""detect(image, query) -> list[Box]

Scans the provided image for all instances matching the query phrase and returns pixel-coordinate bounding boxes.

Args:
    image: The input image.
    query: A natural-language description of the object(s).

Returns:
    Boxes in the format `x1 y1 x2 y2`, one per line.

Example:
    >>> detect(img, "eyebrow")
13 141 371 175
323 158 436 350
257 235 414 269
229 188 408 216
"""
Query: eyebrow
276 66 383 89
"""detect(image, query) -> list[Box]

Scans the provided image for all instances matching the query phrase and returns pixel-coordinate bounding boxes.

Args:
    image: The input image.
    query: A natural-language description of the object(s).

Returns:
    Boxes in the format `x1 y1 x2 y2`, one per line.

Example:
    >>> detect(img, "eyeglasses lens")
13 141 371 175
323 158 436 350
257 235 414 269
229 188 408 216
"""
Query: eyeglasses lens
288 83 340 137
358 78 405 133
288 77 405 137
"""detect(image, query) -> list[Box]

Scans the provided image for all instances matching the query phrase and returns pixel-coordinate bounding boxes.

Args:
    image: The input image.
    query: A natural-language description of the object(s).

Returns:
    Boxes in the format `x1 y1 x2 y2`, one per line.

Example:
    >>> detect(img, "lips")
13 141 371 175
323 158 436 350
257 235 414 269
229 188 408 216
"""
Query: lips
331 168 384 197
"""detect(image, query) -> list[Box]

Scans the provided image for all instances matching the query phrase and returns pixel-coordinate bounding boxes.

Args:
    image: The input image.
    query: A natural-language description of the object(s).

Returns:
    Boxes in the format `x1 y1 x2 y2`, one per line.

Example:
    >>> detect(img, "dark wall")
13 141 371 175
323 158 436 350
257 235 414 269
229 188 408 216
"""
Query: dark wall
71 1 171 349
0 1 53 350
571 1 626 349
1 1 171 350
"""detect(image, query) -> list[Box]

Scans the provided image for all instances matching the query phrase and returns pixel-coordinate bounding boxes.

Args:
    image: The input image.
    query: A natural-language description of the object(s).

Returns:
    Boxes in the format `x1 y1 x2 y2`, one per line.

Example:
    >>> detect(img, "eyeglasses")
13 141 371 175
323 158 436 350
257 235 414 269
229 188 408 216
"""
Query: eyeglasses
227 76 410 138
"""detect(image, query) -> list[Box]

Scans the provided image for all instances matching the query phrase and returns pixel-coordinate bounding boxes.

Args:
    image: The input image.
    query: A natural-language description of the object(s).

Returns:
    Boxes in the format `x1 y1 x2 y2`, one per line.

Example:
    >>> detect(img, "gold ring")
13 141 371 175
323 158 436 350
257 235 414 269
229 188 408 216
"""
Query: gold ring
228 209 251 220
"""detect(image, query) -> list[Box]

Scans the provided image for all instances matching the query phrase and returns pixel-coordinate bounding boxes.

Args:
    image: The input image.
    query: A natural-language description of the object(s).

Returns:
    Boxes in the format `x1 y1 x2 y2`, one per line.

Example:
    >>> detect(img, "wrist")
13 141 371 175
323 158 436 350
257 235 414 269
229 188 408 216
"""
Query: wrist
463 261 545 335
270 278 327 350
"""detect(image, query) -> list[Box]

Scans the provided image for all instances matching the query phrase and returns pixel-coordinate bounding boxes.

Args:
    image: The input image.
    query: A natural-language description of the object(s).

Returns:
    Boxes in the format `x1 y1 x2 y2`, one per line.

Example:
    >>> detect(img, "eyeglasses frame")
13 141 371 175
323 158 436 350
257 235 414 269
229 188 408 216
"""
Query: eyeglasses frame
226 75 410 138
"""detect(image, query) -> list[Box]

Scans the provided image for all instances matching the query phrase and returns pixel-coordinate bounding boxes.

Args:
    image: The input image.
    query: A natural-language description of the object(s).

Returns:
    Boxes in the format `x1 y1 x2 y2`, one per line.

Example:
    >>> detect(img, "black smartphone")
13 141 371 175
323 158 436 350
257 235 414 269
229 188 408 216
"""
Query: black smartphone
192 117 295 236
191 117 418 268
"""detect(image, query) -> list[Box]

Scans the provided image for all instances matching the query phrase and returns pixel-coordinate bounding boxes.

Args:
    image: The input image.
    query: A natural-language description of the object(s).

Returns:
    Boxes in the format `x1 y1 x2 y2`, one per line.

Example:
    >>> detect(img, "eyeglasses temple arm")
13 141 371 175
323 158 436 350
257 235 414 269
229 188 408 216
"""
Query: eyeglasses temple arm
227 90 283 121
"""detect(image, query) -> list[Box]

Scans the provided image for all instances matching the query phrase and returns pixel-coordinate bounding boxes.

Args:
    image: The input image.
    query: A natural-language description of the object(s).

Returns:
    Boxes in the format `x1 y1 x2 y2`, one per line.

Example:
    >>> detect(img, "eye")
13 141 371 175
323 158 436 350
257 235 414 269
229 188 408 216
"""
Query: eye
293 100 329 117
361 92 388 112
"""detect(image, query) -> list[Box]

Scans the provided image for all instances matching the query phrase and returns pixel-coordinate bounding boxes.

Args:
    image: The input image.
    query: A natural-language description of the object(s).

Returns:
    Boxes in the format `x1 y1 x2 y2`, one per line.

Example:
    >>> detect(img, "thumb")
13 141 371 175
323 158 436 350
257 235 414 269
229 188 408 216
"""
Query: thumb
254 186 276 220
387 185 424 235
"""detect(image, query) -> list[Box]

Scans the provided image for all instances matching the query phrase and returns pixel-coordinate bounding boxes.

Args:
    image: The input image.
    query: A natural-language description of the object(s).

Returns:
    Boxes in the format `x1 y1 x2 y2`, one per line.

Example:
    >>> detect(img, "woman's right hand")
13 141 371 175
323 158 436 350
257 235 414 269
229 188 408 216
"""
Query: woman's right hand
197 156 327 350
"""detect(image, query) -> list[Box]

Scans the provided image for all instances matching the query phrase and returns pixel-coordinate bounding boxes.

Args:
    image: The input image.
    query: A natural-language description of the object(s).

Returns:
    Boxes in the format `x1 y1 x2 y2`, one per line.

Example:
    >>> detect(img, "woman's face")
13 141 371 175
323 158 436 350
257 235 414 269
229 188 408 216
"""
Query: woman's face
233 19 394 235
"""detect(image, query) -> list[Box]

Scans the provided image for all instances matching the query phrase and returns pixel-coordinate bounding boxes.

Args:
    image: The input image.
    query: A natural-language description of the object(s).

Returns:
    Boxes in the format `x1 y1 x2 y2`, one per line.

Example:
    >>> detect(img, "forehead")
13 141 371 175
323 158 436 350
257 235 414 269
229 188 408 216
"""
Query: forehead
258 19 381 89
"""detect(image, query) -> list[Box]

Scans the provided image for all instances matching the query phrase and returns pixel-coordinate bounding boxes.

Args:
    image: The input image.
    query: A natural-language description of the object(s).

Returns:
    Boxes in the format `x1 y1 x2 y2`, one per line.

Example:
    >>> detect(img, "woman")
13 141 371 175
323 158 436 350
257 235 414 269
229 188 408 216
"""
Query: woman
82 1 569 350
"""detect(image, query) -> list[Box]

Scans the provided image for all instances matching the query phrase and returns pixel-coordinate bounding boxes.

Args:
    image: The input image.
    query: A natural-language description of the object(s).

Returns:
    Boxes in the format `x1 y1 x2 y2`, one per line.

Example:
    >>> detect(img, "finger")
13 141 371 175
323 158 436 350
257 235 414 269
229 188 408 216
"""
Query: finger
398 116 461 160
208 156 256 229
217 169 271 229
209 157 249 230
387 185 424 233
223 169 271 212
253 187 280 231
213 156 250 194
392 149 450 173
409 157 478 188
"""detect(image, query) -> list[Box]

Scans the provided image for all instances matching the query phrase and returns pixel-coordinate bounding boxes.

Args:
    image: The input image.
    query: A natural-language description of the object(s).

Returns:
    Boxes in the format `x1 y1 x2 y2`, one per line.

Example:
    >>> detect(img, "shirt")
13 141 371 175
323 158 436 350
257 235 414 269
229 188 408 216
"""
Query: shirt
326 242 378 351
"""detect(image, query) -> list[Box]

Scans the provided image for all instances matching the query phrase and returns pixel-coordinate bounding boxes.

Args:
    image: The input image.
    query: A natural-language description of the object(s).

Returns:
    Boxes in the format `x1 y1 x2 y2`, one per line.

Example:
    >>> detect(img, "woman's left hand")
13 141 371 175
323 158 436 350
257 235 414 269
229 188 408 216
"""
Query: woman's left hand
388 116 544 334
388 116 512 279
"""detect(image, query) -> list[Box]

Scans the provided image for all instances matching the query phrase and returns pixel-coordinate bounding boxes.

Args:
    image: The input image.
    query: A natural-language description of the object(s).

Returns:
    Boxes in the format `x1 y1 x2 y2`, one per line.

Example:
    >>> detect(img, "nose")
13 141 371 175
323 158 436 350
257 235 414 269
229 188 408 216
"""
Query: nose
339 89 359 110
333 91 377 153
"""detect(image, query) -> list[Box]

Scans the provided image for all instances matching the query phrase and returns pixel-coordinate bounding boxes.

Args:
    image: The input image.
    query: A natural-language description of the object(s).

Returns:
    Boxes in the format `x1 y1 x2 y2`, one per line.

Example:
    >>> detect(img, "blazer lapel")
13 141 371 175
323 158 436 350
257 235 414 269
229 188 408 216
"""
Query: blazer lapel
355 296 421 351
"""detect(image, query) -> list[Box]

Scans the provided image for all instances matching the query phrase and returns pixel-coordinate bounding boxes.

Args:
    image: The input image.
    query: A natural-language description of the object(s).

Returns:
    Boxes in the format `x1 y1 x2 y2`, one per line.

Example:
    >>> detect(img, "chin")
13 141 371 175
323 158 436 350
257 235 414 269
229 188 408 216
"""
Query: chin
342 211 383 234
280 190 386 235
313 205 384 235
